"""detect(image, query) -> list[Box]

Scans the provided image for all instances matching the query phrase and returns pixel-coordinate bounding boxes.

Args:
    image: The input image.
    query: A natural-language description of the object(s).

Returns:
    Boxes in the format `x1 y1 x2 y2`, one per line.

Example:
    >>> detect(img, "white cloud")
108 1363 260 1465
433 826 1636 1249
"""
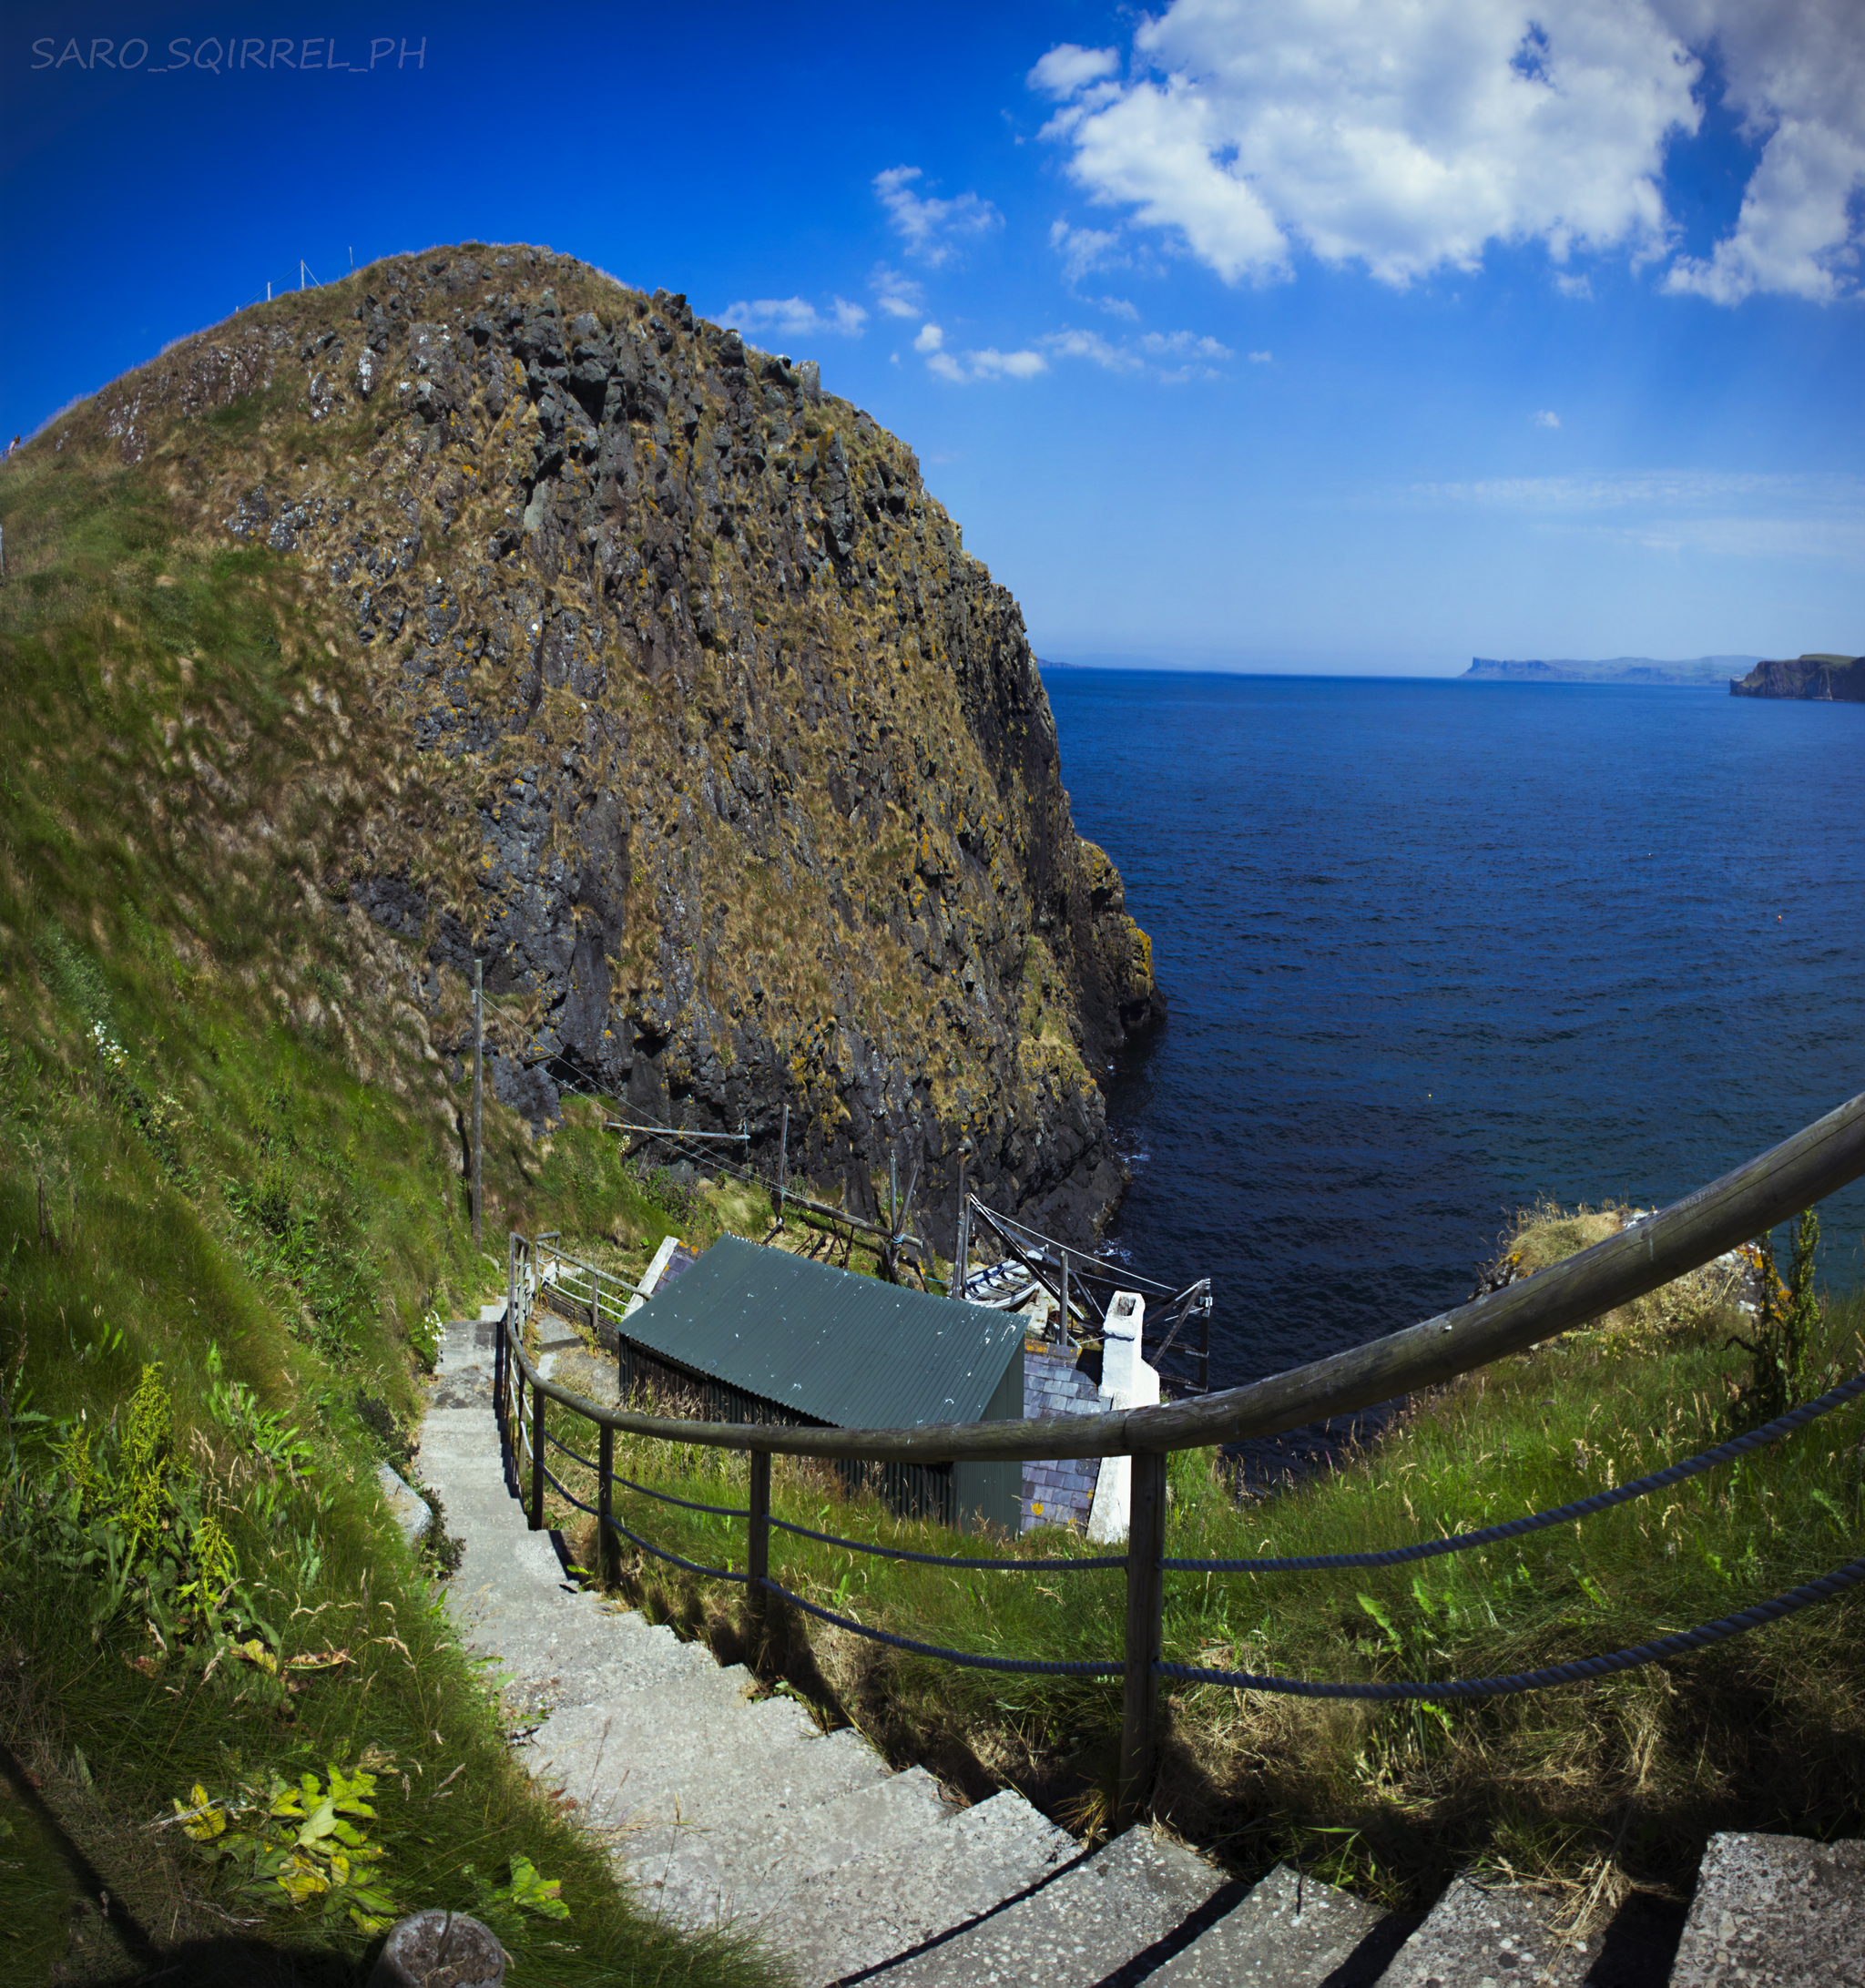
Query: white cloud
913 321 944 353
1029 0 1865 301
1248 349 1273 362
1029 43 1121 98
871 262 924 319
874 165 1003 268
1043 328 1143 372
1049 218 1126 284
1098 295 1141 320
1534 409 1562 427
718 294 867 339
1660 0 1865 302
925 342 1051 383
1139 330 1234 360
1555 271 1594 299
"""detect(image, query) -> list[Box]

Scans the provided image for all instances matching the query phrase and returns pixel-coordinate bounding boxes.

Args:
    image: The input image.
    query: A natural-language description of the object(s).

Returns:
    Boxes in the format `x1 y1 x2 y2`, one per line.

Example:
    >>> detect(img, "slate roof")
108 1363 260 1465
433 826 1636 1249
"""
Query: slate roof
619 1235 1027 1429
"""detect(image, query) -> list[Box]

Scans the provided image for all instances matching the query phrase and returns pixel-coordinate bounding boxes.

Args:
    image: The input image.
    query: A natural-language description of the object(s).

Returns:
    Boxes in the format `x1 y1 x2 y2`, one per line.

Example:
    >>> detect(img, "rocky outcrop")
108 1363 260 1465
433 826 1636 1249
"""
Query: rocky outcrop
1729 654 1864 700
87 243 1161 1246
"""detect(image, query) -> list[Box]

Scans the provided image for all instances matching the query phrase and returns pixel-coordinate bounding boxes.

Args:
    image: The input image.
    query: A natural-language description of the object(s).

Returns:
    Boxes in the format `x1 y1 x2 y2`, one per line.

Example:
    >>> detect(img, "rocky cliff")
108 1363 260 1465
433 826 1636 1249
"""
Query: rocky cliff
1728 654 1865 701
75 242 1162 1246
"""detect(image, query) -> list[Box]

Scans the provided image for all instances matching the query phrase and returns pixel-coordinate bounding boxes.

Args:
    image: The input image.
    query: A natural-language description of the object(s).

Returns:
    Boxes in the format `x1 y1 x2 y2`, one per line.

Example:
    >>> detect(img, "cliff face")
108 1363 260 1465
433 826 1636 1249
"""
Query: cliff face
1729 654 1865 701
82 243 1162 1246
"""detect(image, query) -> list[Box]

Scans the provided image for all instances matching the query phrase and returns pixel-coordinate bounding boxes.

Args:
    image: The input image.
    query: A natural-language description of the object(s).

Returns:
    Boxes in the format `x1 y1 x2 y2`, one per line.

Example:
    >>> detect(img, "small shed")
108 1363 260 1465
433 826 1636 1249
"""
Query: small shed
617 1236 1027 1534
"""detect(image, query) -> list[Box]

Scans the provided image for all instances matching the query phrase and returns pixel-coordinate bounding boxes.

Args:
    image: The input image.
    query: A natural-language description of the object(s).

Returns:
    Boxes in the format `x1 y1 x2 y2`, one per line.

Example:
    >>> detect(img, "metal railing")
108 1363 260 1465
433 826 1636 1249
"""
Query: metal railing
491 1087 1865 1820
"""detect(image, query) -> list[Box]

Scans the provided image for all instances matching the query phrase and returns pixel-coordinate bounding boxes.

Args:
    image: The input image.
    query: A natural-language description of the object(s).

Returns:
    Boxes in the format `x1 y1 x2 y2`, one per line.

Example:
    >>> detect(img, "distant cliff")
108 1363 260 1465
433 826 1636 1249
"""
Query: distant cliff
1464 656 1758 686
1729 654 1865 701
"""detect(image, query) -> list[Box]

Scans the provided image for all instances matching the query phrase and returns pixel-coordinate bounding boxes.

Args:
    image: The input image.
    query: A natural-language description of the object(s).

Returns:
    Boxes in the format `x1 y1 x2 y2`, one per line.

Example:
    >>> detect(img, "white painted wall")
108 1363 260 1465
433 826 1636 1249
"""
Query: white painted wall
1086 1292 1161 1544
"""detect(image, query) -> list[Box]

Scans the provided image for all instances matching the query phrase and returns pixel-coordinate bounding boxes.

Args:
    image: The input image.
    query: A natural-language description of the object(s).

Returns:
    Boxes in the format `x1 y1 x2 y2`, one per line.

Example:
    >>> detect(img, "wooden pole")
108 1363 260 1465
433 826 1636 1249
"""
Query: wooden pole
597 1426 620 1585
1200 1299 1211 1395
748 1450 771 1642
530 1375 546 1530
1118 1449 1168 1823
778 1103 790 1226
589 1266 601 1341
472 959 484 1249
1060 1250 1071 1351
953 1157 970 1300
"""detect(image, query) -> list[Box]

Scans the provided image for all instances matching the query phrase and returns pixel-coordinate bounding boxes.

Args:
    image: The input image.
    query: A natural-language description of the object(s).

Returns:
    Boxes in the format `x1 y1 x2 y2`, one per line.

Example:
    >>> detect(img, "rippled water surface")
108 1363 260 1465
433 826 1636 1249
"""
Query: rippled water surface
1045 670 1865 1399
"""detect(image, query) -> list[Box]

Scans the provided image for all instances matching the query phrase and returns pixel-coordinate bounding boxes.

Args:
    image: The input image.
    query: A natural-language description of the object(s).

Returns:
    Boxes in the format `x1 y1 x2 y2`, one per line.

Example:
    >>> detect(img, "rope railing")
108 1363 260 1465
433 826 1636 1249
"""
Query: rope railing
492 1086 1865 1823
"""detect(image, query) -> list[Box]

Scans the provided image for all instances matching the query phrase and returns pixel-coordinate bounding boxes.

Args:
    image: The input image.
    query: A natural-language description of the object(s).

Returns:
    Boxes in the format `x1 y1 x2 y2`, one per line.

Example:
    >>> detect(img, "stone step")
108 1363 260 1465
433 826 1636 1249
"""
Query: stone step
1151 1861 1404 1986
1669 1832 1865 1987
644 1762 954 1933
1374 1874 1598 1987
759 1787 1079 1984
848 1823 1226 1987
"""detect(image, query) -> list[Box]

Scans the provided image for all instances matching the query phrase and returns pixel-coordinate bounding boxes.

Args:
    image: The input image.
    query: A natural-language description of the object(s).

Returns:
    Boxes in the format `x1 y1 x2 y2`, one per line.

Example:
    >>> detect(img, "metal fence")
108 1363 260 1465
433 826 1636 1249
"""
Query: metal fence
492 1087 1865 1821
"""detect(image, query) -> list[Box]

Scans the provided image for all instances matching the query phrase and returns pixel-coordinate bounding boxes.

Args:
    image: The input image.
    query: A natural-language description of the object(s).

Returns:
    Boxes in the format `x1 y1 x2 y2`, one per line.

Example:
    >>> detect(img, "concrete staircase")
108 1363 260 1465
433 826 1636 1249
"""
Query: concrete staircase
416 1311 1865 1985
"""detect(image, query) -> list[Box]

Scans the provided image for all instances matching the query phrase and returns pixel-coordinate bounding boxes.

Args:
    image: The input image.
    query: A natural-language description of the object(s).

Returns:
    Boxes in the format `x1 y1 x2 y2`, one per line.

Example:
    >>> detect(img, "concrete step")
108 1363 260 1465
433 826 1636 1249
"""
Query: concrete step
848 1823 1226 1986
759 1787 1079 1984
1669 1832 1865 1987
1374 1875 1598 1987
1151 1861 1404 1986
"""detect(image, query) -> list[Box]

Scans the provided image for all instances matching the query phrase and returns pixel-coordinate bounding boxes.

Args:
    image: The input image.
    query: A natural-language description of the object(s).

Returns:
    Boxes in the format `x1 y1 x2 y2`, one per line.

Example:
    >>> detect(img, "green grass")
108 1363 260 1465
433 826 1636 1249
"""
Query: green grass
0 358 785 1981
529 1253 1865 1918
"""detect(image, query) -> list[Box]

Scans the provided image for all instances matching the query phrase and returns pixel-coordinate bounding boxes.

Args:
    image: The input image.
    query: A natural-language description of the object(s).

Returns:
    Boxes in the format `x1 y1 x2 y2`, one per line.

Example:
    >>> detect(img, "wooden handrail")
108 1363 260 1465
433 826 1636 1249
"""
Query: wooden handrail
509 1087 1865 1465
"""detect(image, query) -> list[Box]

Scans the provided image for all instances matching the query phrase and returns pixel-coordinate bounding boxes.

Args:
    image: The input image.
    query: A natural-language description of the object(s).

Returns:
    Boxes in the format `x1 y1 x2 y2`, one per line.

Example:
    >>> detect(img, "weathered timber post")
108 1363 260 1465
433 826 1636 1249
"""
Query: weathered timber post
1060 1250 1072 1351
1117 1448 1168 1823
777 1103 789 1226
597 1426 620 1586
472 959 484 1249
589 1265 601 1341
748 1450 772 1643
1200 1295 1211 1395
529 1375 546 1531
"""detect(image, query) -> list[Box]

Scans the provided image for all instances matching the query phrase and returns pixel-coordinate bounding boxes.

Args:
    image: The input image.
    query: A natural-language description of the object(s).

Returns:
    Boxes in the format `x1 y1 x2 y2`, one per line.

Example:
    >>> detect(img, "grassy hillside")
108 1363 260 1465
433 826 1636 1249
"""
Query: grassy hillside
0 366 777 1981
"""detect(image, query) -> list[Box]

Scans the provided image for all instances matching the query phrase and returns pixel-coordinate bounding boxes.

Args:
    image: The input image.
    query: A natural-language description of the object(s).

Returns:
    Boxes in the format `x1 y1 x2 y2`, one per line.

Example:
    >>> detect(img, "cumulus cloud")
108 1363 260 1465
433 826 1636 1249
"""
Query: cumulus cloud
875 165 1003 267
870 263 924 319
1029 0 1865 301
1029 43 1121 98
1098 295 1141 320
913 322 944 353
1248 349 1273 362
1032 325 1237 379
718 294 867 339
1139 330 1234 360
1534 409 1562 426
1660 2 1865 301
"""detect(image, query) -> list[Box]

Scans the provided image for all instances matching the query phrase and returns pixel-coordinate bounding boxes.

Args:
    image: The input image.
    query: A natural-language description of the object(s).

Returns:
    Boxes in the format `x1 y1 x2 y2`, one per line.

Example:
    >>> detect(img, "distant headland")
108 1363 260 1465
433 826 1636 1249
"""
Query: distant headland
1728 653 1865 701
1462 656 1759 687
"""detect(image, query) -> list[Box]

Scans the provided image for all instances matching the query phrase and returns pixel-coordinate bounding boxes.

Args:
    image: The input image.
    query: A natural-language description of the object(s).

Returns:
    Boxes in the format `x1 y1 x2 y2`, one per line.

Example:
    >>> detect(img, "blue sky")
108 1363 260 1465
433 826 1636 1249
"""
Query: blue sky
4 0 1860 673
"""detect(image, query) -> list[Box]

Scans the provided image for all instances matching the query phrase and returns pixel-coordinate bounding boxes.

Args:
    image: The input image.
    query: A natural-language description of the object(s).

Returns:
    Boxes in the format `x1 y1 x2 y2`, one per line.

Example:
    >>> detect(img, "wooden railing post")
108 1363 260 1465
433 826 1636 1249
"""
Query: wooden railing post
597 1425 620 1586
590 1266 601 1341
1118 1449 1168 1823
748 1450 771 1642
530 1373 546 1531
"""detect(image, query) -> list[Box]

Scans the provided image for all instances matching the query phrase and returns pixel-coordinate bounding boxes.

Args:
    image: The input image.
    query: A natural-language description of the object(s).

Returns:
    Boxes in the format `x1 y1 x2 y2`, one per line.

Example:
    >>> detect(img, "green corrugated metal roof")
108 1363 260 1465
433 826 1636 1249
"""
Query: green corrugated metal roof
621 1235 1027 1428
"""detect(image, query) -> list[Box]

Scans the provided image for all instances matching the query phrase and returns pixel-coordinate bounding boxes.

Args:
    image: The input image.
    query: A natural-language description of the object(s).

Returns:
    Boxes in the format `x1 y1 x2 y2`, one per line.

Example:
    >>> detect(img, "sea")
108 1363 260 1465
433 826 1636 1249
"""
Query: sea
1045 668 1865 1445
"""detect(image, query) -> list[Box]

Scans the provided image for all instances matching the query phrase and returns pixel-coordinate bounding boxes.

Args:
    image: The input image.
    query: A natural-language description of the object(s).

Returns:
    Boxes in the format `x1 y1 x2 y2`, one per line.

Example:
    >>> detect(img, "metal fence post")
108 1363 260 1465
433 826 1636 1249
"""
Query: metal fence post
590 1266 601 1341
598 1426 620 1586
530 1374 546 1531
1118 1449 1168 1823
748 1450 771 1641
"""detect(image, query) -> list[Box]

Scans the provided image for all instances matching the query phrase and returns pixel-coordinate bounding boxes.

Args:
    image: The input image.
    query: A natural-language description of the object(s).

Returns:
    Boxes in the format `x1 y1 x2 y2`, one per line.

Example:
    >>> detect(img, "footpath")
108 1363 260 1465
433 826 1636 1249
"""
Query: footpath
416 1306 1865 1985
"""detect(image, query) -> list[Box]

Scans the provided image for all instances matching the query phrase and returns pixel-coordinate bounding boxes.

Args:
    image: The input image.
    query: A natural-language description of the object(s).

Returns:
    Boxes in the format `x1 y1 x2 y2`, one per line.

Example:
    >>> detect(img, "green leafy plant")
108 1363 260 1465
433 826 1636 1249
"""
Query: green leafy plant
175 1761 397 1933
1727 1208 1820 1431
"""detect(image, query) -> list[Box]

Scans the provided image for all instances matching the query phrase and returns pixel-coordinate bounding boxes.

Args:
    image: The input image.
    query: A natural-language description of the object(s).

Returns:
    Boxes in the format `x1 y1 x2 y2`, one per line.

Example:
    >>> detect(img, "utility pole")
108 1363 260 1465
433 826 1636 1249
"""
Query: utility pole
472 958 484 1249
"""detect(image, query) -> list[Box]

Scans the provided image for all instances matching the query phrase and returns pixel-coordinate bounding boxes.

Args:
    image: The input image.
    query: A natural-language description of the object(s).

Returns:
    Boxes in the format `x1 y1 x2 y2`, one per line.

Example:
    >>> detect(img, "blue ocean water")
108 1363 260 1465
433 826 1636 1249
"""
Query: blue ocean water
1045 670 1865 1402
